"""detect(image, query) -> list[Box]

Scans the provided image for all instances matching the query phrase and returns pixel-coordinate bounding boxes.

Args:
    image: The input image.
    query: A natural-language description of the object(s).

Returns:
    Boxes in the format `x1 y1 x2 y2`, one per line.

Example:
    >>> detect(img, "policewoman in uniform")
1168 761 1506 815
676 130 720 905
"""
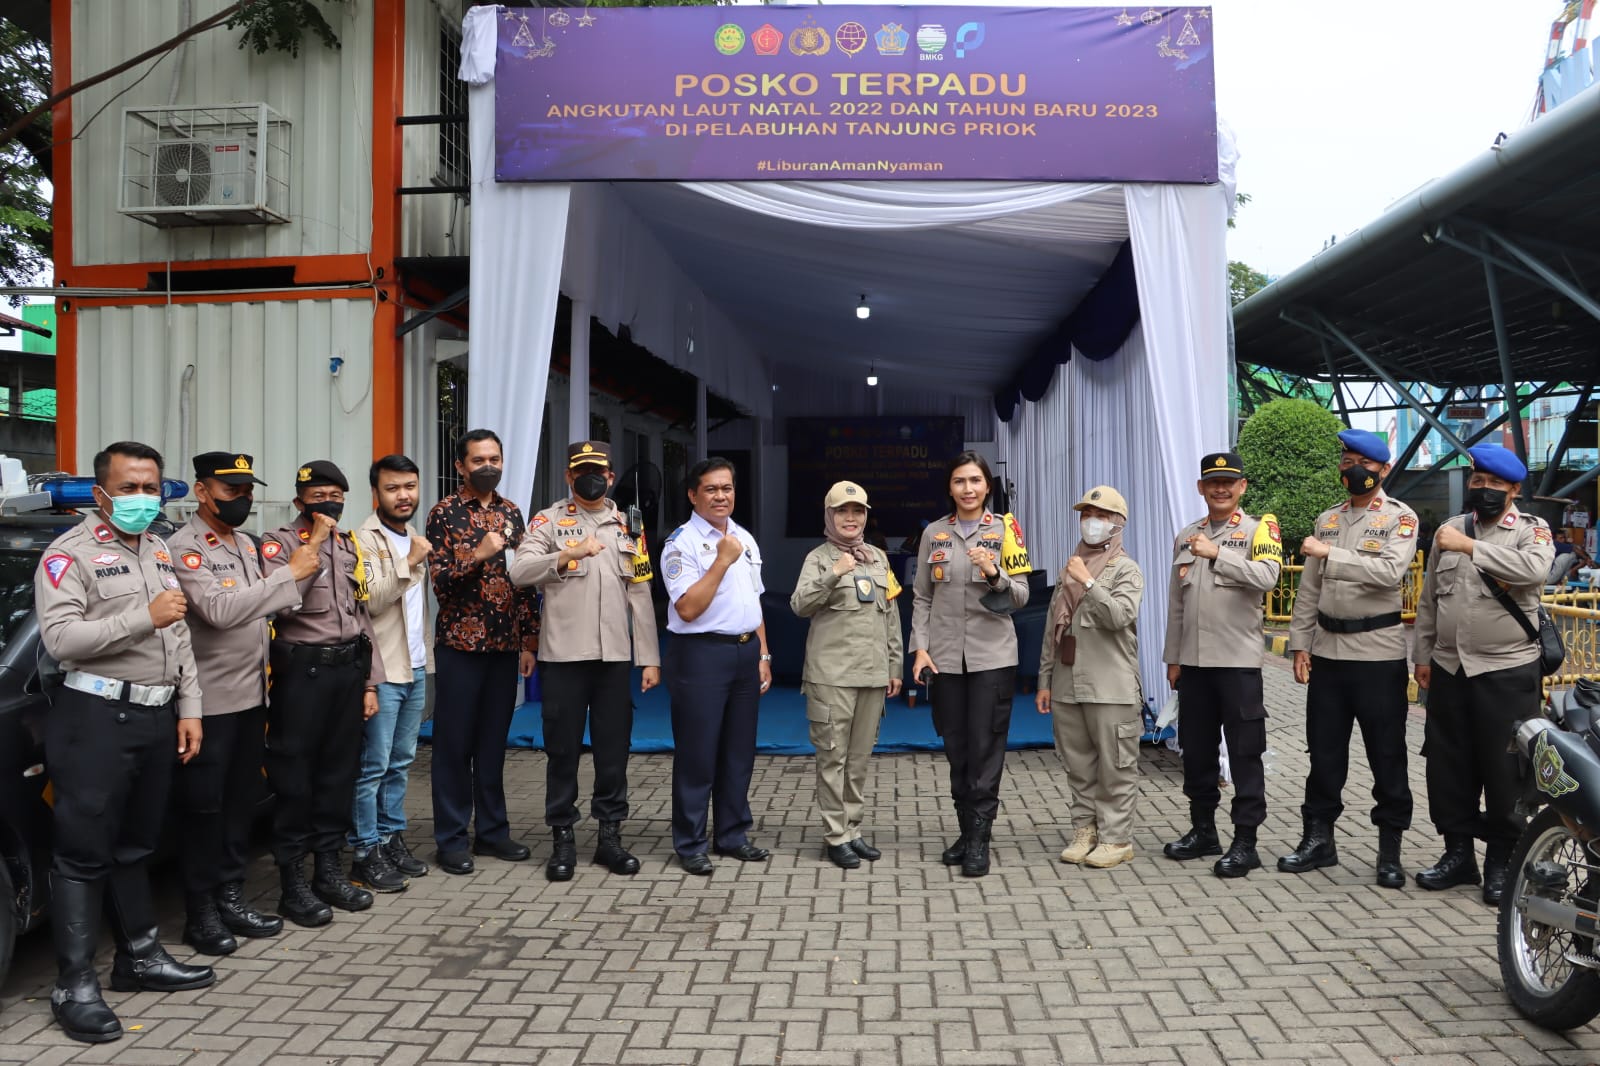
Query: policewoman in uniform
170 452 319 954
909 451 1030 878
1281 429 1417 889
511 441 660 882
1035 486 1144 870
790 481 903 870
260 460 383 925
1413 443 1554 904
35 441 213 1044
661 456 772 875
1162 451 1283 878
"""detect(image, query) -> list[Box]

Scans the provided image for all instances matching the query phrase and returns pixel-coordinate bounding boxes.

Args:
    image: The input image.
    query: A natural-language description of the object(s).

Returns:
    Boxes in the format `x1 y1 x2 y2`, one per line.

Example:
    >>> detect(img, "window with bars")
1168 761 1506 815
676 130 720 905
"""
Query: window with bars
438 18 469 189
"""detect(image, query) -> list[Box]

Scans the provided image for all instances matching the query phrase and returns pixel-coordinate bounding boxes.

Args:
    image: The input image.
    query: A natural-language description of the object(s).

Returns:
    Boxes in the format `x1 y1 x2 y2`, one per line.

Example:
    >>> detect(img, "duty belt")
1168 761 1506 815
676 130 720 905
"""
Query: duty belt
1316 611 1402 635
281 638 367 666
64 670 176 706
678 631 756 645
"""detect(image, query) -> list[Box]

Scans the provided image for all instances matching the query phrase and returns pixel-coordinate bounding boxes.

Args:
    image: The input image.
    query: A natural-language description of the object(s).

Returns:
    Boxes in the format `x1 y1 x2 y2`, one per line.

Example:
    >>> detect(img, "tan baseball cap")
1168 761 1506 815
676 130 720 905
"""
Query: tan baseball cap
824 481 870 509
1073 485 1128 519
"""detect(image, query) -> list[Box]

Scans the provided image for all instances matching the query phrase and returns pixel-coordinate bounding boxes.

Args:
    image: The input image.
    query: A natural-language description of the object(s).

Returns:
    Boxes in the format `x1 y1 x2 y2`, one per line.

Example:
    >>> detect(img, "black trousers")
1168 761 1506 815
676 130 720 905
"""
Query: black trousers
1178 666 1268 828
431 645 520 852
46 688 175 882
666 636 761 856
1423 659 1541 851
541 660 634 827
178 703 268 892
930 666 1015 821
266 652 366 864
1302 657 1412 831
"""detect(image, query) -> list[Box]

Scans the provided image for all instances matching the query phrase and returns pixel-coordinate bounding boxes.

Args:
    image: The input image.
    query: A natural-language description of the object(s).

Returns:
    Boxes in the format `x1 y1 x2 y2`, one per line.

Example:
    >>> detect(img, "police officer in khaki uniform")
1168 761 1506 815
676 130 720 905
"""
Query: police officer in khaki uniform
790 481 904 869
511 441 660 882
1163 451 1283 878
1281 429 1418 888
260 460 383 926
910 451 1030 878
1413 443 1554 904
35 441 213 1044
170 452 320 954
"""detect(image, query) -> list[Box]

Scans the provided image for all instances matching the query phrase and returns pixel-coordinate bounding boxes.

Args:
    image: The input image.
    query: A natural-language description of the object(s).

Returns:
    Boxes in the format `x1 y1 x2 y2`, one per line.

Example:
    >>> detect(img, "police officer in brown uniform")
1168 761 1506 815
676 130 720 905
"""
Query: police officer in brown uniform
909 451 1031 878
1413 443 1555 904
170 452 320 954
1162 451 1283 878
511 441 660 882
260 460 383 925
1281 429 1418 888
35 441 213 1043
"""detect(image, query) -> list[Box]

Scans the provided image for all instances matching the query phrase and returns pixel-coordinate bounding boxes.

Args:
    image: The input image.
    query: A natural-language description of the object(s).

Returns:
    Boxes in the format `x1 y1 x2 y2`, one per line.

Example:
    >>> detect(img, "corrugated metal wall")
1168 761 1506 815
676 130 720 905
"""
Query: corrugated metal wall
71 0 375 266
76 300 378 529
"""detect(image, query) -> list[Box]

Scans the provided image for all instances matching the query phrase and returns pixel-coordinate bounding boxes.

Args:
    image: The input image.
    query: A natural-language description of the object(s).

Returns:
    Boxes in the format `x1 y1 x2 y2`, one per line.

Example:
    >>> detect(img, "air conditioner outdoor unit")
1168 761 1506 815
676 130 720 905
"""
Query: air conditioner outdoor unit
121 103 290 227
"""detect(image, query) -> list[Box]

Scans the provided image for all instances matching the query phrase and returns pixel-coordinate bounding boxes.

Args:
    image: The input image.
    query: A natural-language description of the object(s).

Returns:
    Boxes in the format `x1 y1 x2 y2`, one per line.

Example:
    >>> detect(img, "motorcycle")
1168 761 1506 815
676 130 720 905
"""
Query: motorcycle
1499 677 1600 1030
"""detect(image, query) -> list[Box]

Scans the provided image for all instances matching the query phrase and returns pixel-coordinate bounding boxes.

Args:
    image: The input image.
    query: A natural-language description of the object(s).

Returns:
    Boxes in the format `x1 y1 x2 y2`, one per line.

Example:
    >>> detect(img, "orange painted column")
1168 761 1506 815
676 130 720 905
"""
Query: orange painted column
51 0 76 471
370 0 407 458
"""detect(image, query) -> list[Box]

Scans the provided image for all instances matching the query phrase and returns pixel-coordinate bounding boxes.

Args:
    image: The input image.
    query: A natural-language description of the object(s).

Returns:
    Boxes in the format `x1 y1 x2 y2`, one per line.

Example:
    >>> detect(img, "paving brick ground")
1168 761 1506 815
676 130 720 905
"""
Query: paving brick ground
5 656 1600 1064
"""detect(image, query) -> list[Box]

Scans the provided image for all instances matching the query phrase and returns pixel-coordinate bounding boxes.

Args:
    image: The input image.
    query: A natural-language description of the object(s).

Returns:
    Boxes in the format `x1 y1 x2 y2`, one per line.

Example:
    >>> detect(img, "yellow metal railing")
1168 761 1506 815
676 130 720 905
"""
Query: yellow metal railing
1266 550 1426 625
1545 602 1600 692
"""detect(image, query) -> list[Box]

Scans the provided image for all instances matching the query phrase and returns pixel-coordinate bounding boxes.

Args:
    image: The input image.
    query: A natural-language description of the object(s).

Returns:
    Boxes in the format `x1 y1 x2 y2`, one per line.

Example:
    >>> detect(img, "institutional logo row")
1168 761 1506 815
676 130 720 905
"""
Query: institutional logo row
713 20 987 61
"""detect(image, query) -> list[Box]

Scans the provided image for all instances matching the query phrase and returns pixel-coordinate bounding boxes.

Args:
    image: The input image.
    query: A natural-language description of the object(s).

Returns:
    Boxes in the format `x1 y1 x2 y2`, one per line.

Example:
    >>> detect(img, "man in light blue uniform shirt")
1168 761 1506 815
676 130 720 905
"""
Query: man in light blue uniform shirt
661 456 773 875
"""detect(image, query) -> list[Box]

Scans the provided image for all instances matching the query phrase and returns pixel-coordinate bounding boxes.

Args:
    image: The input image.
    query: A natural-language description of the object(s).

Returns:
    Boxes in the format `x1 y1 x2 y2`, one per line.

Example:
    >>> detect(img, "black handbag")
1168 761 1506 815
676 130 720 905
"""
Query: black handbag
1466 517 1566 677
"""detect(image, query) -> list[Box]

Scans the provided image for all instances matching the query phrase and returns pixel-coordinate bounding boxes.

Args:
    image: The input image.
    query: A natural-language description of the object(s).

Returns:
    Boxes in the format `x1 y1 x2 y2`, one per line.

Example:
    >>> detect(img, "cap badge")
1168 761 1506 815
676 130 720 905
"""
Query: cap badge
297 466 312 483
1214 456 1226 467
234 456 250 470
1090 490 1101 500
581 443 594 453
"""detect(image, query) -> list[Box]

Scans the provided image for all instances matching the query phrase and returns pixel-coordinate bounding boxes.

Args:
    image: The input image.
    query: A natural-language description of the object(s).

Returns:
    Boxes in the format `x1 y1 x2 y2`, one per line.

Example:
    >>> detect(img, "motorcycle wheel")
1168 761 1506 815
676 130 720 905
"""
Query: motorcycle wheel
1498 806 1600 1031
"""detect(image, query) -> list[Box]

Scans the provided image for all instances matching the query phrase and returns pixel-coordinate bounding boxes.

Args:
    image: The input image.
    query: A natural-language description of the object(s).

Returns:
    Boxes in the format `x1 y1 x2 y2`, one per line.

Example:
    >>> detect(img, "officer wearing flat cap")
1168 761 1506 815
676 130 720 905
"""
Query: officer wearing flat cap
511 441 660 882
259 460 384 926
169 453 321 954
1413 442 1554 904
1163 450 1282 878
1280 429 1418 888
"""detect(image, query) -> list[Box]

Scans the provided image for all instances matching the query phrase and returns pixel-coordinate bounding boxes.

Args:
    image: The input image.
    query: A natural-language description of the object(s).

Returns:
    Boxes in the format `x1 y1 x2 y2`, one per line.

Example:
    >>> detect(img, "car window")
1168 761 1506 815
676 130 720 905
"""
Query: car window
0 548 40 651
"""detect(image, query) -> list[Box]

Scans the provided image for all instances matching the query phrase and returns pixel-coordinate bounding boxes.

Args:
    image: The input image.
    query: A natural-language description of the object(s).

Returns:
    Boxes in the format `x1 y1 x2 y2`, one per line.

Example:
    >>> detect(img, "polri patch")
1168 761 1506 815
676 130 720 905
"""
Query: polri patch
1534 527 1553 545
181 552 203 569
262 542 283 559
531 514 549 530
1397 516 1417 539
43 553 72 587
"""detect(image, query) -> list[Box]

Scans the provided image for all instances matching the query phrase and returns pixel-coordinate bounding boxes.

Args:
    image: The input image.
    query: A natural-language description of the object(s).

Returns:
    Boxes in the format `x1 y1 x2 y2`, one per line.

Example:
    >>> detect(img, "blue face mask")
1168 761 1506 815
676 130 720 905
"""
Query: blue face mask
100 490 162 534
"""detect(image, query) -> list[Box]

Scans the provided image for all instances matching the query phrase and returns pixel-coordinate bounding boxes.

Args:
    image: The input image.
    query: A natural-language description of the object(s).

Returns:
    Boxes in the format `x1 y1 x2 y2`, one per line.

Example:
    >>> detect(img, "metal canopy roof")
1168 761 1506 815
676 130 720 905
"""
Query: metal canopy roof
1233 81 1600 388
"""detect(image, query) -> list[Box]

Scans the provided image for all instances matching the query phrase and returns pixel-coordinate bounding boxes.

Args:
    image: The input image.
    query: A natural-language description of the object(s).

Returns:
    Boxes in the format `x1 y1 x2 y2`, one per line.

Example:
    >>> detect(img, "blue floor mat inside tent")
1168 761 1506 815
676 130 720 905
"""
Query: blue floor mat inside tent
418 670 1063 755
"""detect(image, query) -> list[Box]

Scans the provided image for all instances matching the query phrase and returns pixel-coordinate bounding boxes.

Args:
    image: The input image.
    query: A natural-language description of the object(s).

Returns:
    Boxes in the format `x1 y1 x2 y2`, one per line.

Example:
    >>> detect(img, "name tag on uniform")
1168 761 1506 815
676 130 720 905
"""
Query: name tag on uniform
855 576 875 603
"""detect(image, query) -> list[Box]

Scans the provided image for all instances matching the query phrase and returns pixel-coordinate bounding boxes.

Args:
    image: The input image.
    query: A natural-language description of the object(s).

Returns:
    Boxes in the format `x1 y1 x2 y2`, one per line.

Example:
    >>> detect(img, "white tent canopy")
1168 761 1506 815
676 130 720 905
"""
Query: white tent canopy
461 4 1235 707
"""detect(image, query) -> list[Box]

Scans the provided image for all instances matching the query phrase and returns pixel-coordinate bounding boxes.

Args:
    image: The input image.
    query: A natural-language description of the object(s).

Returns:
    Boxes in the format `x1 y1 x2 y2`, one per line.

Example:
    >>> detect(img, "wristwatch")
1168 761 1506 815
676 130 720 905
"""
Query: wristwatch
759 653 773 662
1083 579 1096 590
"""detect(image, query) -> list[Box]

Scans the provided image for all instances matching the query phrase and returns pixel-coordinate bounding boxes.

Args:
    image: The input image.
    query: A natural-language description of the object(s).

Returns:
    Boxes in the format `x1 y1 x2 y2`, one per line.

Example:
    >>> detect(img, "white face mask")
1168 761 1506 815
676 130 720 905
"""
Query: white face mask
1080 517 1117 546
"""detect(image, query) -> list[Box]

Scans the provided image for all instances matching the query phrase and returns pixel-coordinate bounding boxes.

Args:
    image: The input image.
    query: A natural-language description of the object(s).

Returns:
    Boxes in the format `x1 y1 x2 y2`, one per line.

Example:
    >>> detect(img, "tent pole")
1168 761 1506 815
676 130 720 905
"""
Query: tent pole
569 299 591 443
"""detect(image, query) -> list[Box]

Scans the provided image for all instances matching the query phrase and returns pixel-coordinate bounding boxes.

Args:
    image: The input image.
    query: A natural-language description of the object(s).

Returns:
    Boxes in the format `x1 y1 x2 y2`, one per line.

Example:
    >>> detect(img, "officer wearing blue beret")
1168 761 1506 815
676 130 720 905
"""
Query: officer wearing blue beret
1413 443 1554 904
1281 428 1418 888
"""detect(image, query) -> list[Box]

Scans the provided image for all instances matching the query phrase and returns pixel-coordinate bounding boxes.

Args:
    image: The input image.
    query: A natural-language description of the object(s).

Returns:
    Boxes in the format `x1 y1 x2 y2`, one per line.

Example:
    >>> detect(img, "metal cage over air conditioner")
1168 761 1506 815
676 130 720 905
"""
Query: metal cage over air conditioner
119 103 291 227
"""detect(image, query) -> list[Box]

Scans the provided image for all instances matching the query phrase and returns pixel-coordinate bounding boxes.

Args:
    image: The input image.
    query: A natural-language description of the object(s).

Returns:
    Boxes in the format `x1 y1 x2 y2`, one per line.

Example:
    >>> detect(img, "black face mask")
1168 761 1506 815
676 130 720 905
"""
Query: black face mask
302 500 344 524
573 472 608 502
211 495 253 529
467 466 502 494
1464 487 1509 524
1341 466 1381 496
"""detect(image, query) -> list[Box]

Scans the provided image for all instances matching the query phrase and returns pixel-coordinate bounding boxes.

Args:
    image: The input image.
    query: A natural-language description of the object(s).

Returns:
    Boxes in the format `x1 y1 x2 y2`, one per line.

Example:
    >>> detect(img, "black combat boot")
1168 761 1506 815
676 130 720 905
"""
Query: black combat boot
351 846 408 893
106 867 215 993
312 850 374 912
216 880 284 938
593 822 641 876
1276 817 1338 874
1482 843 1513 906
1214 825 1262 879
48 874 121 1044
1415 834 1480 890
1375 829 1405 890
961 816 992 878
278 861 333 927
941 805 973 866
1164 806 1223 861
181 891 238 956
546 826 578 881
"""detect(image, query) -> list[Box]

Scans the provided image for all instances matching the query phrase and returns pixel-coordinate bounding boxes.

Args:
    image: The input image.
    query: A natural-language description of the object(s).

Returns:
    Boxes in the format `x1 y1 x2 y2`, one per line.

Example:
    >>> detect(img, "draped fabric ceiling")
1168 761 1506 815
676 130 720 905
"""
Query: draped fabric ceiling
462 5 1235 707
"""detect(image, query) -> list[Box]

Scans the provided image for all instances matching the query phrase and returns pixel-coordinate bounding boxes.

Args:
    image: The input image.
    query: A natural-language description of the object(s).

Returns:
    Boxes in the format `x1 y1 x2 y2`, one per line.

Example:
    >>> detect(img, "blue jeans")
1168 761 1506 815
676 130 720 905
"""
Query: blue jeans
349 675 428 851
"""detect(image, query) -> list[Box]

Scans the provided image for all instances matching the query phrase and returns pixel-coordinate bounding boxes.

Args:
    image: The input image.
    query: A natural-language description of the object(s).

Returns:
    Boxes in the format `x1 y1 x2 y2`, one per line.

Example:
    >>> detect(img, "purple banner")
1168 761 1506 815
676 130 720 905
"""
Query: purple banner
493 6 1217 183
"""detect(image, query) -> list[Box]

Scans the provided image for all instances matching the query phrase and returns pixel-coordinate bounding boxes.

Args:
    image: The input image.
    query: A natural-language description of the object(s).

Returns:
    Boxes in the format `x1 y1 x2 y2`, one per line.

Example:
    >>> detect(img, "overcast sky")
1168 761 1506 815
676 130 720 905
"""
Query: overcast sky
736 1 1565 279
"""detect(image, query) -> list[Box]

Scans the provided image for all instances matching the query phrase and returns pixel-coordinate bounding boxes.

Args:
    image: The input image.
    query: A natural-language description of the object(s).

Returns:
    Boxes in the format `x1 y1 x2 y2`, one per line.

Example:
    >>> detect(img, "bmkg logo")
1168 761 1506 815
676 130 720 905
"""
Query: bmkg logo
954 21 985 58
916 24 946 54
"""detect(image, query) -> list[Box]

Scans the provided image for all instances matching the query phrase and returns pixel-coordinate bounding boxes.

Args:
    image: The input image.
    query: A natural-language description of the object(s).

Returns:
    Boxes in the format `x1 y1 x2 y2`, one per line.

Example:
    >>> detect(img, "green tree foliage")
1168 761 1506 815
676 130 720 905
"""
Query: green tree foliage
1229 260 1267 306
228 0 348 56
0 16 51 300
1236 398 1348 553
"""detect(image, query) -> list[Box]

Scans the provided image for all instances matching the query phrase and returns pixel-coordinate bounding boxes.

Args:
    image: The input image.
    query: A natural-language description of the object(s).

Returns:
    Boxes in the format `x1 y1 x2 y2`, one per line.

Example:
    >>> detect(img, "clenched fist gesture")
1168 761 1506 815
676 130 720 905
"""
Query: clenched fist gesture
473 530 507 562
149 588 187 629
716 535 744 566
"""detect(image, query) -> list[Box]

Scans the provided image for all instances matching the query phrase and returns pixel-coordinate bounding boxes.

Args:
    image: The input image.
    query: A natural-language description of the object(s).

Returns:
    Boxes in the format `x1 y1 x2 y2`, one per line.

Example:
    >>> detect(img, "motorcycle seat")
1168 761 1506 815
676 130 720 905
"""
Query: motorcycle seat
1558 679 1600 735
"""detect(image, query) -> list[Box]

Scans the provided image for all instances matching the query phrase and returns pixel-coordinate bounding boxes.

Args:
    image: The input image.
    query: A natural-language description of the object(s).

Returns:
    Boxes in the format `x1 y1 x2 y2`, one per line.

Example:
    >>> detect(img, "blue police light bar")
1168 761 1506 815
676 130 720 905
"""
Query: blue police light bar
42 477 190 509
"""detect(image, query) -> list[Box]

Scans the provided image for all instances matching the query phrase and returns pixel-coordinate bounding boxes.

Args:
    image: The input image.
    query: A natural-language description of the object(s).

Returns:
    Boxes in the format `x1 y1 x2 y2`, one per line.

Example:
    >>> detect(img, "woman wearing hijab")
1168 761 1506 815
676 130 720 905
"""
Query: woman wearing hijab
790 481 904 869
1035 486 1145 869
909 451 1031 877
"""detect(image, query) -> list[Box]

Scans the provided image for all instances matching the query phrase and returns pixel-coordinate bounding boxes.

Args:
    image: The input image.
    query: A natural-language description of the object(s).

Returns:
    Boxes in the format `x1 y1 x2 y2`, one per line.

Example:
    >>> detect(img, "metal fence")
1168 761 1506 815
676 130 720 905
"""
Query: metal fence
1266 550 1427 625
